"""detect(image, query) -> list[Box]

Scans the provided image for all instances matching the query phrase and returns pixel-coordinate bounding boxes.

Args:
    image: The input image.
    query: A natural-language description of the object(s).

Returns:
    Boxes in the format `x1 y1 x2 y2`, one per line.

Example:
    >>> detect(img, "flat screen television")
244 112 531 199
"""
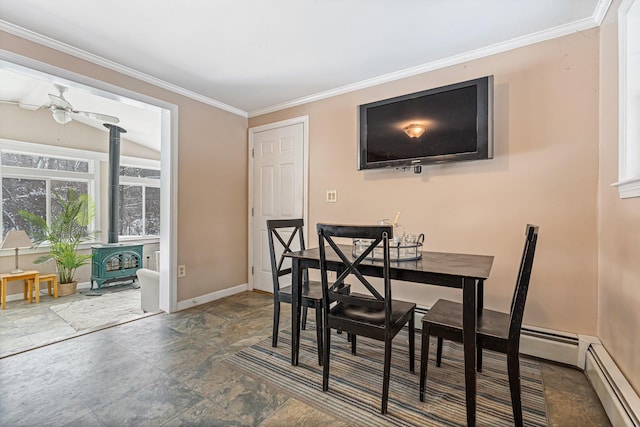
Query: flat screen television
358 76 493 172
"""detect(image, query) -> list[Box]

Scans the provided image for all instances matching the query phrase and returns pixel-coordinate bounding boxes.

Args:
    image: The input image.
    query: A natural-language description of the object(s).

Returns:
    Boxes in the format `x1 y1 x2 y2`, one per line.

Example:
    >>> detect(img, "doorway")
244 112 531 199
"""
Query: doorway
0 57 177 357
248 116 309 293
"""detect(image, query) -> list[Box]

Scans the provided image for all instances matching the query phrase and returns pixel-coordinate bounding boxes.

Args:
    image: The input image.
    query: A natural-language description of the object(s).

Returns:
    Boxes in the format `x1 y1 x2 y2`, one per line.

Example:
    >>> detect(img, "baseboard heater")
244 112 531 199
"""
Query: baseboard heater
586 344 640 427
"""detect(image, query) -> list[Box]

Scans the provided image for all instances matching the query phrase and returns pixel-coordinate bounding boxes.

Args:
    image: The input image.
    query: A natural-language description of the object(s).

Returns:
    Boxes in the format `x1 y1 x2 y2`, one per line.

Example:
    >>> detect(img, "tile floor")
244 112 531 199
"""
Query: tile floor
0 285 149 358
0 291 611 426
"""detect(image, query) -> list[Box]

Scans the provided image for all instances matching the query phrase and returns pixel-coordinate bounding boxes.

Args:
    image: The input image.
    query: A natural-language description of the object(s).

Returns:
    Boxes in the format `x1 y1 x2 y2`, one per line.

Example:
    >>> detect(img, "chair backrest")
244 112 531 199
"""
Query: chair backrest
317 224 394 323
267 218 308 292
507 224 539 347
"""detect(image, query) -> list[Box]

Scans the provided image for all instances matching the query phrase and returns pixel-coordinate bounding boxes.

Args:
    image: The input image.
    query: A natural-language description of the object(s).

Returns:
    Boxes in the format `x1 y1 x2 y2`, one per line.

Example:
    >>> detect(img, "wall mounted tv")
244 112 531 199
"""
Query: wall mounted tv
358 76 494 172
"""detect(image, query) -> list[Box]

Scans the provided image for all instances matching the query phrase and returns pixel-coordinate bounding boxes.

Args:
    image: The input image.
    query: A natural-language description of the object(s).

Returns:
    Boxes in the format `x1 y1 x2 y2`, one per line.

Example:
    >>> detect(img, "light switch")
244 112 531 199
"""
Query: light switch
326 190 337 203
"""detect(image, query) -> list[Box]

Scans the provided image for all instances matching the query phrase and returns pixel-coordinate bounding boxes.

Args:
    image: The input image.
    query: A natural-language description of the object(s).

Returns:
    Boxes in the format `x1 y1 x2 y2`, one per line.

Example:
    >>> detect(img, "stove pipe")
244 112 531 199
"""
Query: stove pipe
104 124 127 244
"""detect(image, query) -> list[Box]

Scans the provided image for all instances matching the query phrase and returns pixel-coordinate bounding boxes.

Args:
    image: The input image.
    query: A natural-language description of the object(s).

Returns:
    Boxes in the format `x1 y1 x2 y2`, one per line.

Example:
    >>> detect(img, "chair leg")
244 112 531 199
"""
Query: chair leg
381 339 392 414
420 327 430 402
315 306 323 366
301 306 308 330
351 334 357 355
507 352 523 427
436 336 443 367
322 322 331 392
409 311 415 373
477 341 483 372
272 301 280 347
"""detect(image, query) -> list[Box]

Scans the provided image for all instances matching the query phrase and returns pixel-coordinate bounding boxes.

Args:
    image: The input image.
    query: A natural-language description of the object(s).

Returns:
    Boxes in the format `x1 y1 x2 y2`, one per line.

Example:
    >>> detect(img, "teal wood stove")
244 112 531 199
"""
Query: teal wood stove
91 243 143 291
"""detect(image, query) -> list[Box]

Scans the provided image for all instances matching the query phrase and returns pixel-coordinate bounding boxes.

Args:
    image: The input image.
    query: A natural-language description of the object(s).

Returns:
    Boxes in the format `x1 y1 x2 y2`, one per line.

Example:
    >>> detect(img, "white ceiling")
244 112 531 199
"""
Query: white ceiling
0 0 608 150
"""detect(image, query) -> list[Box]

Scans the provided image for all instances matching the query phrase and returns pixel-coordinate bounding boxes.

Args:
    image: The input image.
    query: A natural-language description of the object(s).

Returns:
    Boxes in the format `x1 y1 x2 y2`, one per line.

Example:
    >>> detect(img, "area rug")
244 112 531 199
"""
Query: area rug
50 289 145 332
225 328 549 426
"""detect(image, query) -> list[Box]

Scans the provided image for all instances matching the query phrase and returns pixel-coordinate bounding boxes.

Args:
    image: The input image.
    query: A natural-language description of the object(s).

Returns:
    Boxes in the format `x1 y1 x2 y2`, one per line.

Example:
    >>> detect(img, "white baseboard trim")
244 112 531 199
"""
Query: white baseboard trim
175 283 248 311
586 344 640 427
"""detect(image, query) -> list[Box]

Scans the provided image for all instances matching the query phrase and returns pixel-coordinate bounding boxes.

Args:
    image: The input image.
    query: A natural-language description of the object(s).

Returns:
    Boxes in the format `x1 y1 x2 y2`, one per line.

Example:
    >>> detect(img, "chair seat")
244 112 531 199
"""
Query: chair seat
278 280 325 302
331 298 416 327
422 299 510 341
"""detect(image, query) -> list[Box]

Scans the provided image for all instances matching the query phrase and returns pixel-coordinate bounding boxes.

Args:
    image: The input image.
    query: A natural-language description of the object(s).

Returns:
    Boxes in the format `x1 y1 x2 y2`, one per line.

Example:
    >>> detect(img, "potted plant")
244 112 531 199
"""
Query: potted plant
19 189 98 296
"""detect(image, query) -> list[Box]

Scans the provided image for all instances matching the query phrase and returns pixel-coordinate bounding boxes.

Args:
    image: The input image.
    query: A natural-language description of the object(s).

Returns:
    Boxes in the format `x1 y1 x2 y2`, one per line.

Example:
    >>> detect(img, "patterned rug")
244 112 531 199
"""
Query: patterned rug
50 289 145 331
226 327 549 426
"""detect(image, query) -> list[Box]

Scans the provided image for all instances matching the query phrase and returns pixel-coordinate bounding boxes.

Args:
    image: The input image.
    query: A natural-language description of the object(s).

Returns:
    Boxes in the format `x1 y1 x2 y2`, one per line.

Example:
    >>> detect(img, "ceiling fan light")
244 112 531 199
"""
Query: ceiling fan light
52 109 71 124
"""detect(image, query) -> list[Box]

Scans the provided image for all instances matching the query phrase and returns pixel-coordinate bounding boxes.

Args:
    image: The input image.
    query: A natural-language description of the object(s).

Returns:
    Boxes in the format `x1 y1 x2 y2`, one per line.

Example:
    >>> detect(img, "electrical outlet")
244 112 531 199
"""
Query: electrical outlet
326 190 337 203
178 264 186 277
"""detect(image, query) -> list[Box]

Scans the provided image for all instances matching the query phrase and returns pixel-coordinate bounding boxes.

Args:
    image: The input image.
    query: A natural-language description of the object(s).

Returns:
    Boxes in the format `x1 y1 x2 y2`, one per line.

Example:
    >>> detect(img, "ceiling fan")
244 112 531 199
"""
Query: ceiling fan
1 84 120 125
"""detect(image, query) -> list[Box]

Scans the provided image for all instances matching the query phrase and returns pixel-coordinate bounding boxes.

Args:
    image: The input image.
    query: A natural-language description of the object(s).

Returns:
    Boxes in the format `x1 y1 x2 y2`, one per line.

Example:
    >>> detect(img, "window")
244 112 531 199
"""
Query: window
1 140 160 243
615 0 640 198
1 149 96 240
119 165 160 237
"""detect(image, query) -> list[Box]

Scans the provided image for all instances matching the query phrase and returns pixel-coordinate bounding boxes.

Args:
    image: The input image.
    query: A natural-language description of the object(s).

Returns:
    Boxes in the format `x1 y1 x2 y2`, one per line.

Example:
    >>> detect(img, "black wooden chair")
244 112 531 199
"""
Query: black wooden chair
419 224 539 427
267 218 349 366
317 223 415 415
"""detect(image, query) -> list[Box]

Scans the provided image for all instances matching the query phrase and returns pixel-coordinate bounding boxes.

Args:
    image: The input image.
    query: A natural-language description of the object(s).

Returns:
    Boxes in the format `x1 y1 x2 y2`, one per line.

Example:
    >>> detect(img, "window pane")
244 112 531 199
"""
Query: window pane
2 178 46 239
120 166 160 179
51 180 89 219
145 187 160 236
1 153 89 173
119 185 143 236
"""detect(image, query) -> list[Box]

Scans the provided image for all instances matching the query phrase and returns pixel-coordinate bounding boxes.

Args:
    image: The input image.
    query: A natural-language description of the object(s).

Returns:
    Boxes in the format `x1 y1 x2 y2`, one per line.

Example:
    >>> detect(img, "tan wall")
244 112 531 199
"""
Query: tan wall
250 30 601 334
1 31 249 302
598 0 640 395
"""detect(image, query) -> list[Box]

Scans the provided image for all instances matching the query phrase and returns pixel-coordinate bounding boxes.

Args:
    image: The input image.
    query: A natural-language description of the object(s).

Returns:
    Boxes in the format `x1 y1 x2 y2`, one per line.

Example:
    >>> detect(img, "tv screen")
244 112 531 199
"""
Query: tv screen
358 76 493 171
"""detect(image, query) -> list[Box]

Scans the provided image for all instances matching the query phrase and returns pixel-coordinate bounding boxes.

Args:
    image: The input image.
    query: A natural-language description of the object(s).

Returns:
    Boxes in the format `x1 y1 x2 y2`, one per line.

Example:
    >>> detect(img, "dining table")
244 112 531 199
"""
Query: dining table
284 243 494 427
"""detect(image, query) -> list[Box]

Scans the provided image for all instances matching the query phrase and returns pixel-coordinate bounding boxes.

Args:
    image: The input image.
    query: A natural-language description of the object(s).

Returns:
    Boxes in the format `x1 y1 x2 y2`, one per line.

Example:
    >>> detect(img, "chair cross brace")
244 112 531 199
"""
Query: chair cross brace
324 234 384 301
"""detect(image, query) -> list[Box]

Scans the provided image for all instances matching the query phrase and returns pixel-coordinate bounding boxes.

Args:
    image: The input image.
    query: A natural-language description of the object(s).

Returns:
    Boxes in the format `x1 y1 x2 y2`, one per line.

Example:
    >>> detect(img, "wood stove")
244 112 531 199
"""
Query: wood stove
91 243 142 291
90 124 143 293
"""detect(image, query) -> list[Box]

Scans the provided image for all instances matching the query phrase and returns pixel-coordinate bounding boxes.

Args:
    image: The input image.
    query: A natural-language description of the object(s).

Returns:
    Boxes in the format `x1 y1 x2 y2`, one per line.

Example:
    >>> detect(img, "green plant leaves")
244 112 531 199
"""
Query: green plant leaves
17 189 99 283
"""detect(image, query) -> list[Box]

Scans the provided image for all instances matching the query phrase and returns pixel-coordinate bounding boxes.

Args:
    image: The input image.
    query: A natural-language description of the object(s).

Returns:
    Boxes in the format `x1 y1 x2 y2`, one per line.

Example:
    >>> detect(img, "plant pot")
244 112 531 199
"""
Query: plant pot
58 281 78 297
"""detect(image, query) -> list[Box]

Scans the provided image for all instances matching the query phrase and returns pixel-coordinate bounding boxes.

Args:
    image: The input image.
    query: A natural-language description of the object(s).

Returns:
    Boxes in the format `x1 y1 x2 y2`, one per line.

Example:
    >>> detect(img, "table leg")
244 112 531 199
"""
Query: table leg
291 258 302 366
34 276 40 304
1 279 6 309
463 277 477 427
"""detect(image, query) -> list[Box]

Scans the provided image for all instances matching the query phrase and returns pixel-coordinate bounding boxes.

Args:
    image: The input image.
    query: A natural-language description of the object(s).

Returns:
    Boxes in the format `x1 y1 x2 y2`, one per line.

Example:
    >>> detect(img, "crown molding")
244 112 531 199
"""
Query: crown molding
248 0 612 117
0 20 248 118
0 0 612 120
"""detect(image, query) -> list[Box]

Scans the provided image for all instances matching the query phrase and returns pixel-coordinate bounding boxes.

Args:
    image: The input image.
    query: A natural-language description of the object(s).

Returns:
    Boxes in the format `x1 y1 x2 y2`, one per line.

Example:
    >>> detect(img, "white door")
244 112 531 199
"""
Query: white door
251 121 305 293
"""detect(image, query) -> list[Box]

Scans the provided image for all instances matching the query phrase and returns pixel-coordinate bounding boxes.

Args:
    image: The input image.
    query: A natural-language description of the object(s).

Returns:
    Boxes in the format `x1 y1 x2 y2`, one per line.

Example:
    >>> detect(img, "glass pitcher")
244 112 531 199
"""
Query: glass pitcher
378 219 405 245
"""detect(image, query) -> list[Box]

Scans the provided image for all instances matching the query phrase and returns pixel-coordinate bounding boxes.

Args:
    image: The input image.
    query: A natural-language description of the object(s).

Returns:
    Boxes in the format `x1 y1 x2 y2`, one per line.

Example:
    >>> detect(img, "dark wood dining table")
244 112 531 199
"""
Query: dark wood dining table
284 244 494 427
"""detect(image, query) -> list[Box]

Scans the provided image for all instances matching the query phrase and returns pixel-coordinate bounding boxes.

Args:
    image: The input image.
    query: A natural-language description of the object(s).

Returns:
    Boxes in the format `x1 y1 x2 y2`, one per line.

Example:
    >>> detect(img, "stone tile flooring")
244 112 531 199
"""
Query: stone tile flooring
0 291 611 426
0 285 150 358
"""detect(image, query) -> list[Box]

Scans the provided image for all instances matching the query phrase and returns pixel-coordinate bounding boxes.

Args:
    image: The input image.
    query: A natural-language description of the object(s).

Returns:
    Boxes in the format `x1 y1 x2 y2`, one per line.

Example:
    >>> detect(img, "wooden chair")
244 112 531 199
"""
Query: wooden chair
267 219 349 366
317 223 415 415
419 224 539 427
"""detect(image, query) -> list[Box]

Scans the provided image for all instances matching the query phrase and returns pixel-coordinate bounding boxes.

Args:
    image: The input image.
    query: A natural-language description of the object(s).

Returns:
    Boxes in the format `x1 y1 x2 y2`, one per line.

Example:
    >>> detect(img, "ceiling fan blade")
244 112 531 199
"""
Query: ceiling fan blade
74 110 120 124
1 99 50 111
48 93 72 110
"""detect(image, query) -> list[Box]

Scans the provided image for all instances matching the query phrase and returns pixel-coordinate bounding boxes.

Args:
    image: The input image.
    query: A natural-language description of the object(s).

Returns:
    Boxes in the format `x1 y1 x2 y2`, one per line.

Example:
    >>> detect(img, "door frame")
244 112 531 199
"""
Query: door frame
247 115 309 291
